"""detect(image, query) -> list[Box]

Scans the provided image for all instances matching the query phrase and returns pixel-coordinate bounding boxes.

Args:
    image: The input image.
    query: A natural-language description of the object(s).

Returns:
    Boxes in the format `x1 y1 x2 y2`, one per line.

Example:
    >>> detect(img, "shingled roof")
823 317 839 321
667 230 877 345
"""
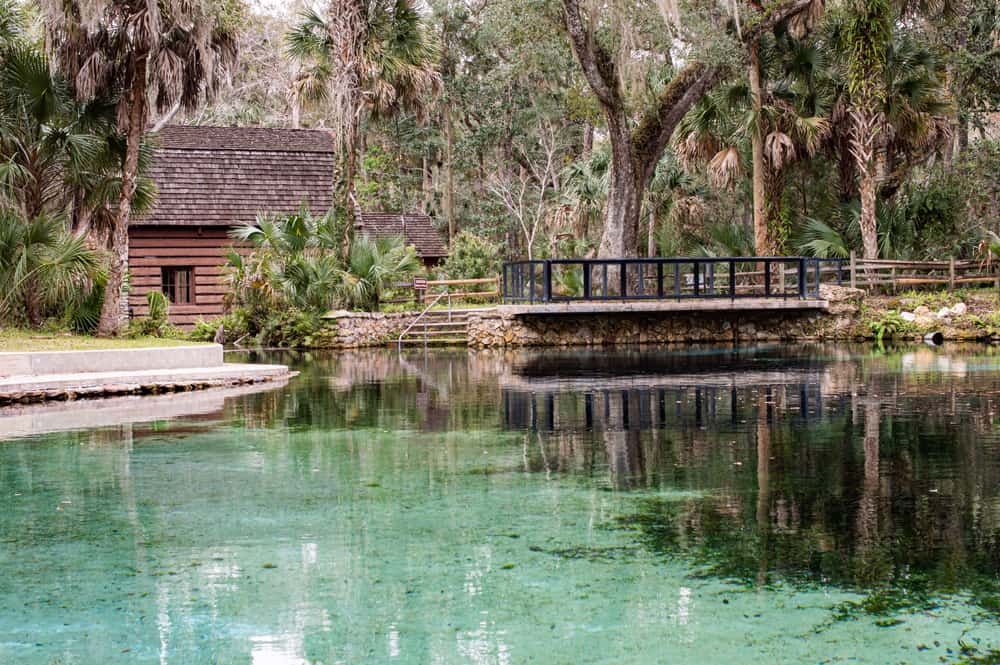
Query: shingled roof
137 125 448 260
135 125 335 228
357 212 448 260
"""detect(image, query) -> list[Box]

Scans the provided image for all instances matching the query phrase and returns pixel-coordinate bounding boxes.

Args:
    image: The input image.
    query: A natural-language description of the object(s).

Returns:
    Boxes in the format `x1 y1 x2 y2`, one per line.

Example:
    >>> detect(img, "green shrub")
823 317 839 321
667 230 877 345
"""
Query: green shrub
441 231 501 280
868 310 916 343
128 291 175 338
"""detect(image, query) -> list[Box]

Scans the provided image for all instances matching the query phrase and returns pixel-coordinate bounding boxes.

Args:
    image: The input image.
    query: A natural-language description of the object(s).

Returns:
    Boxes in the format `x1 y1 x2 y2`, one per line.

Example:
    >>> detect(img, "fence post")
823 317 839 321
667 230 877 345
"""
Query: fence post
849 251 857 290
543 260 552 302
949 256 955 291
798 258 806 299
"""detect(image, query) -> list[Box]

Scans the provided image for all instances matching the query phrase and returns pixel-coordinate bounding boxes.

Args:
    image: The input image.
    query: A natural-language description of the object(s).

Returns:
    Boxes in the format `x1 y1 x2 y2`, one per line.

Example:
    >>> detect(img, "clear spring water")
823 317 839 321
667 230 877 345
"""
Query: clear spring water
1 344 998 665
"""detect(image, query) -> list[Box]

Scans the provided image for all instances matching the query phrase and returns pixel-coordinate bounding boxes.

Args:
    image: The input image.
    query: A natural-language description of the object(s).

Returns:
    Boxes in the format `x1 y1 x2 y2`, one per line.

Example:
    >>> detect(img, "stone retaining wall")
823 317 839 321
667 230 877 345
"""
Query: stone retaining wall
467 285 865 348
318 310 420 348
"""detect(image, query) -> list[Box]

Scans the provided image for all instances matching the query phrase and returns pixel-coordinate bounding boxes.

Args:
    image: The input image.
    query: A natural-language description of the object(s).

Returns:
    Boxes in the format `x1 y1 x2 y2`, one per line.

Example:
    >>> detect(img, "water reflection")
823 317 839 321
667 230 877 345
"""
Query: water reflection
497 347 1000 609
2 344 999 664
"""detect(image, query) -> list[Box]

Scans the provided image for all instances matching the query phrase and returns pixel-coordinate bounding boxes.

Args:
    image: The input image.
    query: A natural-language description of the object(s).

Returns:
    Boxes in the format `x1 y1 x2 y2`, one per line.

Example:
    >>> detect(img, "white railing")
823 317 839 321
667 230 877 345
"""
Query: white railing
397 289 451 351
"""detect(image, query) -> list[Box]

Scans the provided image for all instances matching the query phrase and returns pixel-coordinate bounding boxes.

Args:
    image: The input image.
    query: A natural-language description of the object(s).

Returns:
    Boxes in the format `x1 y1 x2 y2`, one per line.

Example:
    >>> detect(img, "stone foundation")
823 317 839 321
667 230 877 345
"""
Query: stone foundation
467 285 865 348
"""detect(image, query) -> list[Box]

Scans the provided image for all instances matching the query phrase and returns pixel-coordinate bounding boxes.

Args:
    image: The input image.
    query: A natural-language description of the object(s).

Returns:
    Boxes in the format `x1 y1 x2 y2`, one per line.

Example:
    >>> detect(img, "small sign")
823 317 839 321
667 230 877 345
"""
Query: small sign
413 277 428 290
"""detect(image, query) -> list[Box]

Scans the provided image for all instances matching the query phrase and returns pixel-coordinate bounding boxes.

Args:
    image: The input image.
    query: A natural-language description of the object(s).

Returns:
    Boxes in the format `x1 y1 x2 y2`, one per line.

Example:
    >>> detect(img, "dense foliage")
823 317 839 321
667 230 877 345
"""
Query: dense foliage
187 0 997 266
198 208 420 346
1 0 998 339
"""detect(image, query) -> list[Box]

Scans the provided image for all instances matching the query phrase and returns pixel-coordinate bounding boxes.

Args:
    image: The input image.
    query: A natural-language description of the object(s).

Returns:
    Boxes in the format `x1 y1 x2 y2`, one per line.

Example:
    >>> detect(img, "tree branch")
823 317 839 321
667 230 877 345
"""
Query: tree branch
632 63 724 185
560 0 618 109
743 0 817 43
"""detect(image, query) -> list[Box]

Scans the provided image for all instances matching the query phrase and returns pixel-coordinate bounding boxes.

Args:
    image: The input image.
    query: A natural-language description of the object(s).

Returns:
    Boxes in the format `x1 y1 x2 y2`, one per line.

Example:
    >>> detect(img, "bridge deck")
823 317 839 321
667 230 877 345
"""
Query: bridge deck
500 298 828 316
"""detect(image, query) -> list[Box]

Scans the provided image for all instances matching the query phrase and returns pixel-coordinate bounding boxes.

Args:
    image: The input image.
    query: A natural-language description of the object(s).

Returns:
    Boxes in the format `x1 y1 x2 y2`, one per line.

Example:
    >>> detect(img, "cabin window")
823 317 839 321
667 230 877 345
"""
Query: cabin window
161 267 194 304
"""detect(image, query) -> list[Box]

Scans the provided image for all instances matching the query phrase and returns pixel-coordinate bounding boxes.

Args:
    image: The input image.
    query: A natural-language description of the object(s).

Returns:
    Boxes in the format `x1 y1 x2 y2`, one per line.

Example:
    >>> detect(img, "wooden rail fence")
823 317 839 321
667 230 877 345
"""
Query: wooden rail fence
846 253 1000 291
385 277 500 305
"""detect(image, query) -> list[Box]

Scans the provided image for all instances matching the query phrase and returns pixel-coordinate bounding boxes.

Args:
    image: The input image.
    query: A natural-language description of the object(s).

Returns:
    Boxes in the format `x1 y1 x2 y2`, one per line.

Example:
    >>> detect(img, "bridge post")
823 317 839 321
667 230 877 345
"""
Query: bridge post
729 259 735 301
543 260 552 302
583 263 591 300
798 258 807 299
529 263 535 304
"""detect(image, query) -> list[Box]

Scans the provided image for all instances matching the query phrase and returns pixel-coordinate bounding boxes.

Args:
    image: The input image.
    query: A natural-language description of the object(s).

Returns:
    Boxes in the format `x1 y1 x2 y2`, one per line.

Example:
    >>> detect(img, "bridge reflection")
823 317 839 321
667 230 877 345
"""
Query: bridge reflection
502 383 838 432
501 346 844 433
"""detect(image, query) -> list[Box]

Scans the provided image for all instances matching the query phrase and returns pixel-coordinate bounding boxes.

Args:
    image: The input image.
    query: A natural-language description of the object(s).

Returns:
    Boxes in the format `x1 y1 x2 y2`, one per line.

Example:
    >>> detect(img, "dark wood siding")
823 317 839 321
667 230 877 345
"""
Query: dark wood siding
128 226 233 328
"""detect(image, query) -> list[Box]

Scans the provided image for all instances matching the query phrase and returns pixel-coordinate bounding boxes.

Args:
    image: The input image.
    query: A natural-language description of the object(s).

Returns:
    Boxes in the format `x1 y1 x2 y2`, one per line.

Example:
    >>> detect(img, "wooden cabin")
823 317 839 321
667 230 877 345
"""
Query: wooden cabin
129 125 447 327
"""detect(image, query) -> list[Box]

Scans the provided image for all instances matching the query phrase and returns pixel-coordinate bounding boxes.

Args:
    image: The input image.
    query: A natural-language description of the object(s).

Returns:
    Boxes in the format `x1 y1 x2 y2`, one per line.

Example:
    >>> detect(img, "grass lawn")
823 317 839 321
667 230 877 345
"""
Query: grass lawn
0 329 205 353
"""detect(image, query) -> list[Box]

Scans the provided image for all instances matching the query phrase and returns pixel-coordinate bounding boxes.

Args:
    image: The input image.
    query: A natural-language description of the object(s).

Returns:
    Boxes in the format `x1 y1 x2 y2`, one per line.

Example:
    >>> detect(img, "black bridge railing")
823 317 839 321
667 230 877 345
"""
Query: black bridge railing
501 257 846 303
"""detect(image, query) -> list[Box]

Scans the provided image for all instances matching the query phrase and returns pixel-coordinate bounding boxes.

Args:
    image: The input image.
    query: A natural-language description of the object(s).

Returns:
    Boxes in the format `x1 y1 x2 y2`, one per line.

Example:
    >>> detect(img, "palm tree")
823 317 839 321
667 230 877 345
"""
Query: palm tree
839 0 952 260
337 234 420 311
287 0 442 235
40 0 240 335
675 35 833 254
0 36 133 327
0 209 100 326
0 40 156 243
0 44 101 222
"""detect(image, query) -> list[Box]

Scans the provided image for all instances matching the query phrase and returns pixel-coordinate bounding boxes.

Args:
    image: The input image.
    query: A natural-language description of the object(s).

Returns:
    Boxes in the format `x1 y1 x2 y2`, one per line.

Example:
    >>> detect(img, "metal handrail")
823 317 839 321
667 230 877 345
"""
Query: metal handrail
500 256 846 303
397 289 451 351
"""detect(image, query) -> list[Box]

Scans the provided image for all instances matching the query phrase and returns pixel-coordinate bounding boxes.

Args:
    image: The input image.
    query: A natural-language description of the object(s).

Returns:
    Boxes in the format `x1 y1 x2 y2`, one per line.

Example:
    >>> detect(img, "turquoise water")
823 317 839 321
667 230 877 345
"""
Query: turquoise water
1 345 999 664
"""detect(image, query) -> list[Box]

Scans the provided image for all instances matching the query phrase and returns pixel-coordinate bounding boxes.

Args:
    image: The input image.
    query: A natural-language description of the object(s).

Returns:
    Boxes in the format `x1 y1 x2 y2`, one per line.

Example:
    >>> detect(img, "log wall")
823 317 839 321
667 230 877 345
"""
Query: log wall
128 226 233 327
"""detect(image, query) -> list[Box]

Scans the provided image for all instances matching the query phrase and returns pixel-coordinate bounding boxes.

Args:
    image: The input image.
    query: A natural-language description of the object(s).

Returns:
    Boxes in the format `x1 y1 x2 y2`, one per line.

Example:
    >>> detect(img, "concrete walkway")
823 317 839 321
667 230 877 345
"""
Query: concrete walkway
0 344 293 406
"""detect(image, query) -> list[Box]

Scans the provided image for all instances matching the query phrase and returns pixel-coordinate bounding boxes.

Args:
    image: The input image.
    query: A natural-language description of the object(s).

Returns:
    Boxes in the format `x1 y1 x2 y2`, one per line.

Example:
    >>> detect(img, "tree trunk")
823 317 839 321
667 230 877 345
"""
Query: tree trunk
97 53 147 336
749 42 770 255
582 122 594 159
444 107 455 242
647 205 657 257
420 153 430 214
599 116 641 258
858 169 879 259
852 109 881 260
290 87 300 129
24 280 43 327
561 0 722 260
342 121 361 258
764 169 787 254
838 133 856 202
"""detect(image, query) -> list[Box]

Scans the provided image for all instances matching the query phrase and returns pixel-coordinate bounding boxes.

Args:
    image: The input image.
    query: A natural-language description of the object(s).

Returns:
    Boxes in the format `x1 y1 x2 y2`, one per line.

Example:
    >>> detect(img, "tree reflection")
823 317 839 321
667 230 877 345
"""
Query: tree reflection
494 345 1000 613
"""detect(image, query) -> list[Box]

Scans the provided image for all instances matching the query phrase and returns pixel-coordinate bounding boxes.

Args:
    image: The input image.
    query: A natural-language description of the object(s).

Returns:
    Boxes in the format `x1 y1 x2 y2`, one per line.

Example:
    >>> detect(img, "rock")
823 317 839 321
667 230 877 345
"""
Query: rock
914 305 931 316
819 284 865 303
900 311 916 322
915 314 936 328
950 302 967 316
936 307 952 319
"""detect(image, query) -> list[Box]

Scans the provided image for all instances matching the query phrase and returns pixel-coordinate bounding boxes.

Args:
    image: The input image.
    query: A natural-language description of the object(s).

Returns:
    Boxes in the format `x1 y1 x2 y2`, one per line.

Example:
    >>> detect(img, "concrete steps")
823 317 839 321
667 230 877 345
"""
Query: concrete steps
395 307 495 347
